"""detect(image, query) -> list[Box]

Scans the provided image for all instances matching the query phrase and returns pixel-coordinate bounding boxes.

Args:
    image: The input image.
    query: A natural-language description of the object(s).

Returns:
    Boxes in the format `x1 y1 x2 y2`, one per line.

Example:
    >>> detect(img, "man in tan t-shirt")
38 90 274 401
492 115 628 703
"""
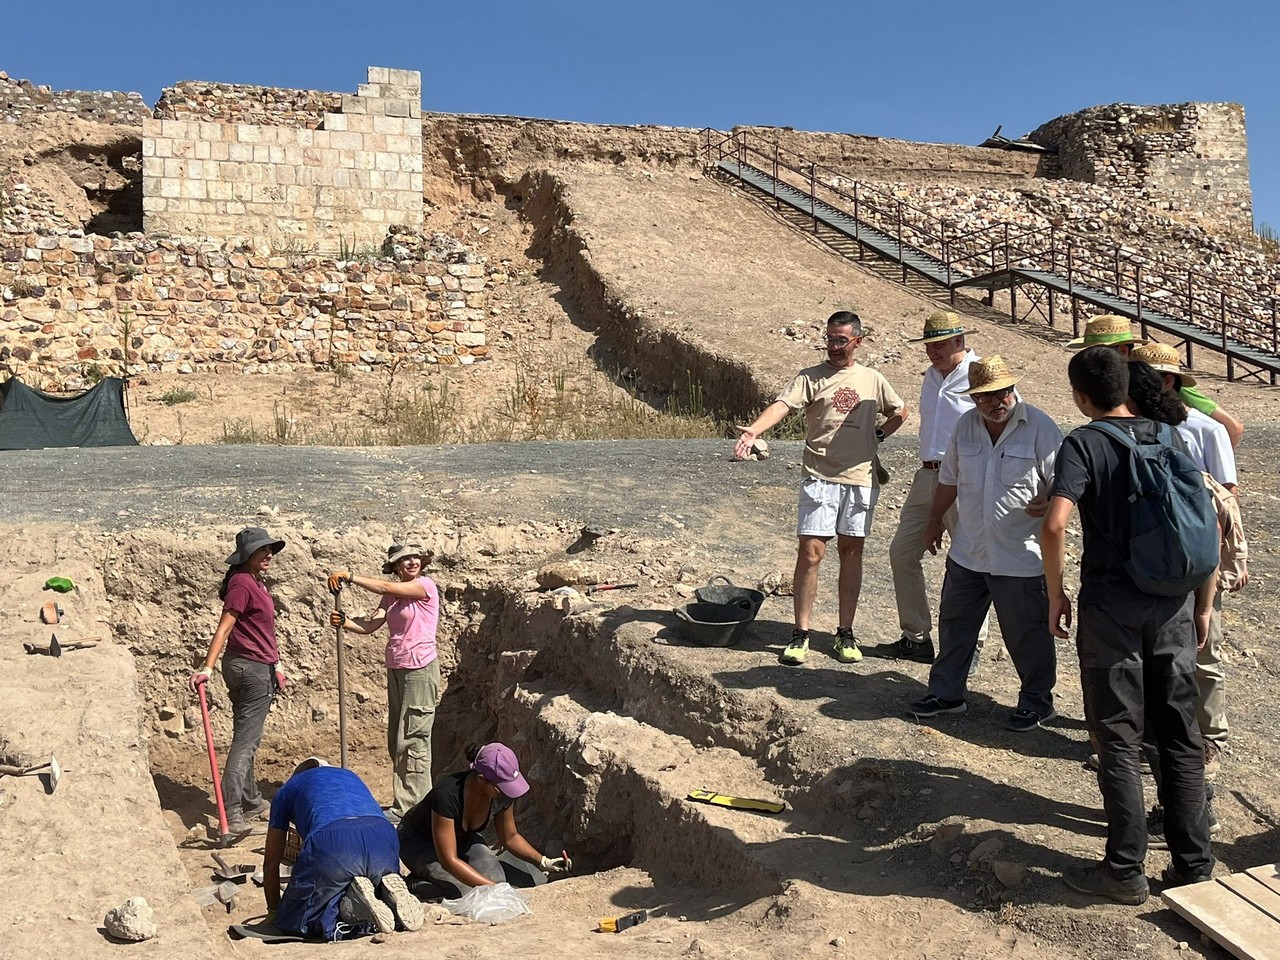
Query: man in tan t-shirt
736 311 908 665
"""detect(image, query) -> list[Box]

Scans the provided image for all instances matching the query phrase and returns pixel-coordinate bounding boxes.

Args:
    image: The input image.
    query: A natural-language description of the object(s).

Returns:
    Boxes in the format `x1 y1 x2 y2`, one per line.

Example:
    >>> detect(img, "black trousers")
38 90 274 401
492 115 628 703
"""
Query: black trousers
1077 593 1212 880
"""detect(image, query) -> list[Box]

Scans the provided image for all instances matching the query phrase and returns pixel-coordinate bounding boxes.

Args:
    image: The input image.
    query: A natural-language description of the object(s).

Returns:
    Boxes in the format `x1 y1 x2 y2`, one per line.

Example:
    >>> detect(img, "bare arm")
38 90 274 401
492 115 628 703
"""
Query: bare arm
1042 496 1075 639
332 608 388 635
1210 407 1244 448
189 609 239 690
922 482 958 555
734 400 792 459
431 811 496 888
263 827 287 915
879 406 910 439
349 574 427 600
493 805 543 865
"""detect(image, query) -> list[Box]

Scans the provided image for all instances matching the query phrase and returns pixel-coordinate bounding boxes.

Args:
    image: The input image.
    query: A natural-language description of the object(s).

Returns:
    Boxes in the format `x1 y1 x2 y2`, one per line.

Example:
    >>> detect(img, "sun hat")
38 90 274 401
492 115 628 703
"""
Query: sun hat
908 310 976 344
961 355 1022 395
471 743 530 799
292 756 331 778
382 543 425 574
1066 314 1148 349
226 527 286 566
1129 342 1197 388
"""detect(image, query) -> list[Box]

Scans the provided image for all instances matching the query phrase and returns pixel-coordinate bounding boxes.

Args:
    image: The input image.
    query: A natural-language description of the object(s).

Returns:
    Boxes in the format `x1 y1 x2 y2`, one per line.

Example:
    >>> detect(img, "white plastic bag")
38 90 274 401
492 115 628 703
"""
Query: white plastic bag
442 882 533 924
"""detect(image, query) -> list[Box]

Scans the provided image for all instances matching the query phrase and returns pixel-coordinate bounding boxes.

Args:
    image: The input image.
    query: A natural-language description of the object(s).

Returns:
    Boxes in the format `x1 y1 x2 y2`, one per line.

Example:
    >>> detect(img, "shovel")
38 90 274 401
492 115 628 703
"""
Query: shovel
194 676 233 847
0 754 62 793
333 586 349 769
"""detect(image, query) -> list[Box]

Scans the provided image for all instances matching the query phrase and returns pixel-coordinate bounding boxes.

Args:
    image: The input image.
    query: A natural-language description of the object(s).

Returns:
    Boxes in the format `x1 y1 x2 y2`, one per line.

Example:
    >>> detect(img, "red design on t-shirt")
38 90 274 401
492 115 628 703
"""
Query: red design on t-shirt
832 387 861 414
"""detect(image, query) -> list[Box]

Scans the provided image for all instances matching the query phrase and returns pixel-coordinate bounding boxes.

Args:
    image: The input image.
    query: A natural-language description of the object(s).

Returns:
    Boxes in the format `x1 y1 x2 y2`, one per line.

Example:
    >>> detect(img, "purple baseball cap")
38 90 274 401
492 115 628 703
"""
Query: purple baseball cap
471 743 530 799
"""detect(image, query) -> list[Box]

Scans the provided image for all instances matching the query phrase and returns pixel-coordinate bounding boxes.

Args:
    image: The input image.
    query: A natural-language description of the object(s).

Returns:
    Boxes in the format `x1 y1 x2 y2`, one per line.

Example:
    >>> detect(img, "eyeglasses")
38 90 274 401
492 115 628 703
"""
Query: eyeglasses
826 336 860 346
973 387 1015 403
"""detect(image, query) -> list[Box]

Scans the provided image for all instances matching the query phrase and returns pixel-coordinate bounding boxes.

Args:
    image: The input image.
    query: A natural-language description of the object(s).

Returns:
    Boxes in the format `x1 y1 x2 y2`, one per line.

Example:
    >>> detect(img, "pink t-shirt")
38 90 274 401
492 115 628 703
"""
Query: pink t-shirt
222 572 279 665
378 576 439 670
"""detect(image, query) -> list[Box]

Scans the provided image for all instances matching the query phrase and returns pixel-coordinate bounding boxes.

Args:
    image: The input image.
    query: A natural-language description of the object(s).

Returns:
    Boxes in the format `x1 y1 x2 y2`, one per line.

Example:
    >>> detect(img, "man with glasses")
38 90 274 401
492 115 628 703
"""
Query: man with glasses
735 311 907 665
906 356 1061 732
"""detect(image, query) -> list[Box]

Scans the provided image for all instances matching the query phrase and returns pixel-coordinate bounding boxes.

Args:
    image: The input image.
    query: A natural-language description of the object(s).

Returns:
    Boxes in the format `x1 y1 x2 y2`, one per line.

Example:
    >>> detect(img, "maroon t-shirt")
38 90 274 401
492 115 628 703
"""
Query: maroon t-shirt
222 572 279 664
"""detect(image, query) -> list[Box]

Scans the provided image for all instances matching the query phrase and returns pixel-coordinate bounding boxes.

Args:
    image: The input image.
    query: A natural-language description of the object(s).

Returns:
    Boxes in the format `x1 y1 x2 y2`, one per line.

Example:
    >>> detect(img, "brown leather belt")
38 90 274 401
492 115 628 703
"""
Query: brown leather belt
921 461 941 470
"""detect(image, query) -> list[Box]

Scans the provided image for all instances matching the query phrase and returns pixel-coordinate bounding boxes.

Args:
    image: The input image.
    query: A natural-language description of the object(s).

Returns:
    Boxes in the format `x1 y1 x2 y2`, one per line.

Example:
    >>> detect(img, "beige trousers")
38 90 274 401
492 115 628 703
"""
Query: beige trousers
1196 593 1227 743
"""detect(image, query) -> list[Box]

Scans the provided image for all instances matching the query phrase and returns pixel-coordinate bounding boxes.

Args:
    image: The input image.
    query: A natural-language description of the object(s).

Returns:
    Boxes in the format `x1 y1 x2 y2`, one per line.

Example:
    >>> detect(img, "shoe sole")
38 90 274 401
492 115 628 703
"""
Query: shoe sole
909 703 967 718
835 650 863 663
348 876 396 934
780 649 808 665
1006 709 1057 732
379 874 424 932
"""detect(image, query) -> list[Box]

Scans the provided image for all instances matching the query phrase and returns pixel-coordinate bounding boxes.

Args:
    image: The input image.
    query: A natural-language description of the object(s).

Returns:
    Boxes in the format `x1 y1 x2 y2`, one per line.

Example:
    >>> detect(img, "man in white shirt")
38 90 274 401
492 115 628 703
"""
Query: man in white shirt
906 356 1062 732
882 311 987 664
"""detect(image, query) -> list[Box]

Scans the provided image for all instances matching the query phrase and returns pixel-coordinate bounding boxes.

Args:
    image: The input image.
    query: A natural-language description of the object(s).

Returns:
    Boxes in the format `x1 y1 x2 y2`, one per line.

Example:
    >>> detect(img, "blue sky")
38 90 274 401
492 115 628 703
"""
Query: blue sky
6 1 1279 228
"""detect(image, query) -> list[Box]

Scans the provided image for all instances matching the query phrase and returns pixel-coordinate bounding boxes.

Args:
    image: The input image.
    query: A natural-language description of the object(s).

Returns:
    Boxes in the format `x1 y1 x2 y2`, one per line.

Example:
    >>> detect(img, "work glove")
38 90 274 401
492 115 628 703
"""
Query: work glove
188 666 213 693
540 852 573 874
327 571 351 593
330 610 347 627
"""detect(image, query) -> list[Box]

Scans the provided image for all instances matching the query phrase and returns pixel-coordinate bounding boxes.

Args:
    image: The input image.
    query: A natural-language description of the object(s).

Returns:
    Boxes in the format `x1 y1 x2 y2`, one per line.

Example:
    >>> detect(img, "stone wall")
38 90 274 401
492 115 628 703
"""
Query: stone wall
0 230 496 383
0 70 150 126
1028 102 1252 231
154 81 340 128
142 67 423 251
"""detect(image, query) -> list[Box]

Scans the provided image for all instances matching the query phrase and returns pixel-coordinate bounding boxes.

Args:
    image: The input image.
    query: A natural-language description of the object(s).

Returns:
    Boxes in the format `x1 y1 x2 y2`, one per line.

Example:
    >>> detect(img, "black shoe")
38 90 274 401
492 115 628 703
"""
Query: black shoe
1005 707 1057 732
878 636 936 663
1063 862 1149 905
907 695 966 718
1162 858 1217 887
1148 805 1220 850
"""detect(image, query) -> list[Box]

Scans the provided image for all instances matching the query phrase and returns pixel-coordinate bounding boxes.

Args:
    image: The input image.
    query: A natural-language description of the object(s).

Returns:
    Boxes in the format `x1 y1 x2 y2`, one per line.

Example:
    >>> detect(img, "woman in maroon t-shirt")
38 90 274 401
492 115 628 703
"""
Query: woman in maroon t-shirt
188 527 288 833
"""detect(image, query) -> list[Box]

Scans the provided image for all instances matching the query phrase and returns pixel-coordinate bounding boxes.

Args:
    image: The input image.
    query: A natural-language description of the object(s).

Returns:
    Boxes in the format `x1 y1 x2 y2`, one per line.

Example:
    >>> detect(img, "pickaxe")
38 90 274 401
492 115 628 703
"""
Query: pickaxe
23 634 101 657
0 754 62 793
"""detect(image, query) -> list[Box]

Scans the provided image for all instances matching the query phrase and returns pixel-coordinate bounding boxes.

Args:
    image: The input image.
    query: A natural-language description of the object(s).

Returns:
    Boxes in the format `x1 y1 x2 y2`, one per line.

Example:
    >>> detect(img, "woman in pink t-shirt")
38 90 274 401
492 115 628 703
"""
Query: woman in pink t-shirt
328 544 441 822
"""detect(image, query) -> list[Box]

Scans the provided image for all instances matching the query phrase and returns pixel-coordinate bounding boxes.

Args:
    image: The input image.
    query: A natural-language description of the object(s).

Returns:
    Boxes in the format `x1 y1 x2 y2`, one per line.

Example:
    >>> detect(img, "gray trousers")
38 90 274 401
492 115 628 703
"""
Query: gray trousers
403 833 547 899
221 656 275 817
387 659 440 819
927 558 1056 715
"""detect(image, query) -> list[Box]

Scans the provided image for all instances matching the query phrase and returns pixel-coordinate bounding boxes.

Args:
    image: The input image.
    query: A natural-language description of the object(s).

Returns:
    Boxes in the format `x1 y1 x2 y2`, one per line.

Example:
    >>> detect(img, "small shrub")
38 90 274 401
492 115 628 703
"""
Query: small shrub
159 387 199 406
84 363 107 384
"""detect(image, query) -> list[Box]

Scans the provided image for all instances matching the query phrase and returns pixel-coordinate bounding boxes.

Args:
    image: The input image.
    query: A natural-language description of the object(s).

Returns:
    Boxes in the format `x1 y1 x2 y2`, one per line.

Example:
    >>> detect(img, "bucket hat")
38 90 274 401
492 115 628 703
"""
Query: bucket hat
471 743 530 799
908 310 975 344
1067 314 1148 349
226 527 286 566
962 355 1022 395
1130 342 1197 388
292 756 330 778
382 543 425 574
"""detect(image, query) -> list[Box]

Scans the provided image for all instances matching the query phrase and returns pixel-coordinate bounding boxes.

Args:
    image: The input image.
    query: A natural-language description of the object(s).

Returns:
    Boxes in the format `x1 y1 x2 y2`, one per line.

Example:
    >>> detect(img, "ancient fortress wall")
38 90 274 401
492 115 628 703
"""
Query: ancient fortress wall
0 71 150 125
1029 102 1251 231
142 67 423 251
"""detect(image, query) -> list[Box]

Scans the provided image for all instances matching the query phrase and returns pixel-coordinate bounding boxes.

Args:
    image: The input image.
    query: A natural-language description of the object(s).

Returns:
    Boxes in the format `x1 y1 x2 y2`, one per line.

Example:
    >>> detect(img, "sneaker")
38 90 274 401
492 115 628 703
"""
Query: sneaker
907 695 966 718
876 636 935 663
833 627 862 664
780 630 809 665
1006 707 1057 732
1162 858 1217 887
1204 740 1222 782
338 876 395 934
1148 805 1221 850
1063 862 1149 905
377 873 424 932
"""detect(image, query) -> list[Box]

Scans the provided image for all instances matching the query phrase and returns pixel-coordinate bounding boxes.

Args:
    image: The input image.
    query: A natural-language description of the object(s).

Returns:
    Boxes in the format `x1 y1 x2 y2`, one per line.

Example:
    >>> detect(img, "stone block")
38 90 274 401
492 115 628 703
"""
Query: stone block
399 154 422 173
142 139 155 158
375 153 398 172
252 144 270 163
367 66 391 84
154 138 172 158
385 134 412 154
373 115 409 135
199 121 223 142
345 113 375 133
228 142 253 163
384 98 411 119
341 94 367 115
409 103 421 120
323 112 347 132
163 158 184 179
387 68 420 91
296 129 314 147
210 140 229 161
142 195 163 212
237 125 261 144
186 159 203 179
268 145 284 164
194 139 211 160
332 131 362 151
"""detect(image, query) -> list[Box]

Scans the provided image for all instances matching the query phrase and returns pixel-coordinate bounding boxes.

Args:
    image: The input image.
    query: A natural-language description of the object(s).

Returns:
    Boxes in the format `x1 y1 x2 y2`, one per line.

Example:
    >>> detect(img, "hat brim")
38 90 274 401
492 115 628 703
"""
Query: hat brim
908 328 976 343
1143 361 1197 388
1066 336 1149 349
225 536 286 566
495 772 530 799
382 551 424 574
962 374 1022 396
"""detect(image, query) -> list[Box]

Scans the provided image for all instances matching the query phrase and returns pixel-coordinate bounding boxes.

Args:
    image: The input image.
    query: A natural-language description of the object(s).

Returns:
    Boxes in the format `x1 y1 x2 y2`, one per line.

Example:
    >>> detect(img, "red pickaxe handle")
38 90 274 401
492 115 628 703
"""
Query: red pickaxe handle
196 677 232 844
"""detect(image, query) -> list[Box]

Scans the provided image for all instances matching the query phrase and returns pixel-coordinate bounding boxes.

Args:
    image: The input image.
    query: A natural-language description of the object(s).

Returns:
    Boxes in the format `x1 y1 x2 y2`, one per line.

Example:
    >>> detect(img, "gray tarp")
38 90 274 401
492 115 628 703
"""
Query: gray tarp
0 377 138 450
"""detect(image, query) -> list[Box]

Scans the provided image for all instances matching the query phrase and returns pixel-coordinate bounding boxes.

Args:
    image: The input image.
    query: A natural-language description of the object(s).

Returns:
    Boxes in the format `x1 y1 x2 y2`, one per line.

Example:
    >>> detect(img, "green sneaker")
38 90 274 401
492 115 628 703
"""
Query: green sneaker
780 630 809 665
833 628 862 663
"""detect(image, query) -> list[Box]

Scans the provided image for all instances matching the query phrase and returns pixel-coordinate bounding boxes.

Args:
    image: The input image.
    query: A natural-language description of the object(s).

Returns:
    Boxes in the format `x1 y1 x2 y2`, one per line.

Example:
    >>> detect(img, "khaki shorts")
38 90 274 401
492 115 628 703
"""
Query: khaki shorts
796 477 878 538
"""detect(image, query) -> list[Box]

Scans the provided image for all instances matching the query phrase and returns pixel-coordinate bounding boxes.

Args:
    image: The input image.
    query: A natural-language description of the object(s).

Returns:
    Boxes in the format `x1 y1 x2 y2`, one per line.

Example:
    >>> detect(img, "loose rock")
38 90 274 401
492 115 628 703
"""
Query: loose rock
103 897 157 942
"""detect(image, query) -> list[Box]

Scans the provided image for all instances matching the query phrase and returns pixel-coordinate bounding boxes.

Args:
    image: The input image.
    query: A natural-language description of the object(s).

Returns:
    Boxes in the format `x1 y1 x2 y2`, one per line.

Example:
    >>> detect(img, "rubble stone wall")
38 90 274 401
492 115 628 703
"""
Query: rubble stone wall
142 67 423 251
0 71 150 126
154 82 341 128
0 230 496 383
1029 102 1252 231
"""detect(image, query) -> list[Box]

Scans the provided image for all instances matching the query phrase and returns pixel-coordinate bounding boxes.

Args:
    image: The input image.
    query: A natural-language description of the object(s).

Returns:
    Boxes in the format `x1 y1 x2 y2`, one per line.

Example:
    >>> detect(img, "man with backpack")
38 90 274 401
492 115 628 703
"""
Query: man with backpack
1042 346 1216 904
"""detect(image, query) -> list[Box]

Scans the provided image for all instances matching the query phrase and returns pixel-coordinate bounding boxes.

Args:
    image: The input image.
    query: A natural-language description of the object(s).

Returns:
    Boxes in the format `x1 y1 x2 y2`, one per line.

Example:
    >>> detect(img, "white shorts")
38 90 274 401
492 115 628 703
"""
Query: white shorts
796 477 878 538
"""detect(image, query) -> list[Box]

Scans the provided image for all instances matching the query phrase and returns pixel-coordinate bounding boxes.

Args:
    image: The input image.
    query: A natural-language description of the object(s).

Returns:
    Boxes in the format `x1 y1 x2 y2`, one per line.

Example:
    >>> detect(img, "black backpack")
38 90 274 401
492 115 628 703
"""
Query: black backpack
1084 420 1219 597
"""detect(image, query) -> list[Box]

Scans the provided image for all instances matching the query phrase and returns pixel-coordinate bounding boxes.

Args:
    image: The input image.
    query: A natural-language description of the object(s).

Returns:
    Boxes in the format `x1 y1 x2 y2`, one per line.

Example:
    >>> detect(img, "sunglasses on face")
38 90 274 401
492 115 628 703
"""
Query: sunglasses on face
973 387 1015 403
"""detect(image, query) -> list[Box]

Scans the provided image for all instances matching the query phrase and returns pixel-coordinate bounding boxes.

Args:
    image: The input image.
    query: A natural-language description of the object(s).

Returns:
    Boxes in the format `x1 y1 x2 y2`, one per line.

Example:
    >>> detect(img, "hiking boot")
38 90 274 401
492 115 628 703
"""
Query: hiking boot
242 799 270 821
780 630 809 665
876 636 935 663
832 627 862 664
1086 752 1152 775
1204 740 1222 782
338 876 395 934
907 695 966 718
1162 858 1217 888
1148 805 1220 850
377 873 424 932
1063 862 1149 906
1006 707 1056 732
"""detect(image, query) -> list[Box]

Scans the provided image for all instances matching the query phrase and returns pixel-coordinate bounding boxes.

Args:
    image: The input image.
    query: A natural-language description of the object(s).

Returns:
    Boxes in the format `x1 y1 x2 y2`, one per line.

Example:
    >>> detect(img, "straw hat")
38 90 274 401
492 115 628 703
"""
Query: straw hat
1067 314 1148 349
908 310 976 344
382 543 425 574
962 355 1022 395
1130 342 1197 387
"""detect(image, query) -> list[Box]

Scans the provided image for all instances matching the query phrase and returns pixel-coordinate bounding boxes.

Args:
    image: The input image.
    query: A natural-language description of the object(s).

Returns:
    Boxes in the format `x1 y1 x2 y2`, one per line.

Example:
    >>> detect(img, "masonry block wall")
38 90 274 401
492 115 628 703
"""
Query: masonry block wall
1028 102 1252 231
142 67 423 251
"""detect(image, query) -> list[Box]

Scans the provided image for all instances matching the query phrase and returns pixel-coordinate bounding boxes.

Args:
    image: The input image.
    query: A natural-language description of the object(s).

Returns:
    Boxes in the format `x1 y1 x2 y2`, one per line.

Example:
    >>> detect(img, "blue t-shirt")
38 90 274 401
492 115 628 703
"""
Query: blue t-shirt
269 767 384 837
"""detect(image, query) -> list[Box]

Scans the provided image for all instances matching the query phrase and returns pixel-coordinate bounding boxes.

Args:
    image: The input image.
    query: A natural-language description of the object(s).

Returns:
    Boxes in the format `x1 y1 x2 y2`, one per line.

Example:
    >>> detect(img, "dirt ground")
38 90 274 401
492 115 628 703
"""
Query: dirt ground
5 139 1280 960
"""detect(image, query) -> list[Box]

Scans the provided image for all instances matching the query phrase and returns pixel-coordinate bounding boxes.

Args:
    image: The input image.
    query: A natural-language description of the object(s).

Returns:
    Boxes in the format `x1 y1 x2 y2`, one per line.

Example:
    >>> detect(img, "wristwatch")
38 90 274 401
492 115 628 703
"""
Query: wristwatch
875 428 886 442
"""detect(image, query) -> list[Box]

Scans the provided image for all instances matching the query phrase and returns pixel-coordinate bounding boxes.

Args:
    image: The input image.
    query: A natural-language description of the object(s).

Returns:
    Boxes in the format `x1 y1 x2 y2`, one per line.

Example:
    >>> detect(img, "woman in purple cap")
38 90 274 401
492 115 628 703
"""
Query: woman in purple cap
187 526 288 834
397 742 572 897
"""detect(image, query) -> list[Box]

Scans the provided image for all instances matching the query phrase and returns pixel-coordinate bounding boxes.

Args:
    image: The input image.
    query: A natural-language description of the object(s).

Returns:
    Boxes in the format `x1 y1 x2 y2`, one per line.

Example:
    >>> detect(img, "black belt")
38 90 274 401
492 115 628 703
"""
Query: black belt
922 461 941 470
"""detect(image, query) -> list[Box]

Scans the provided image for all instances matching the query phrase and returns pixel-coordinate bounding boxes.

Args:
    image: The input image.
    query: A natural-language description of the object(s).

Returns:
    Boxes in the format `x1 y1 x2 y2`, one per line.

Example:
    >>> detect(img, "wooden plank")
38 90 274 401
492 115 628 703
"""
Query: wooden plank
1164 881 1280 960
1223 874 1280 924
1246 865 1280 898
